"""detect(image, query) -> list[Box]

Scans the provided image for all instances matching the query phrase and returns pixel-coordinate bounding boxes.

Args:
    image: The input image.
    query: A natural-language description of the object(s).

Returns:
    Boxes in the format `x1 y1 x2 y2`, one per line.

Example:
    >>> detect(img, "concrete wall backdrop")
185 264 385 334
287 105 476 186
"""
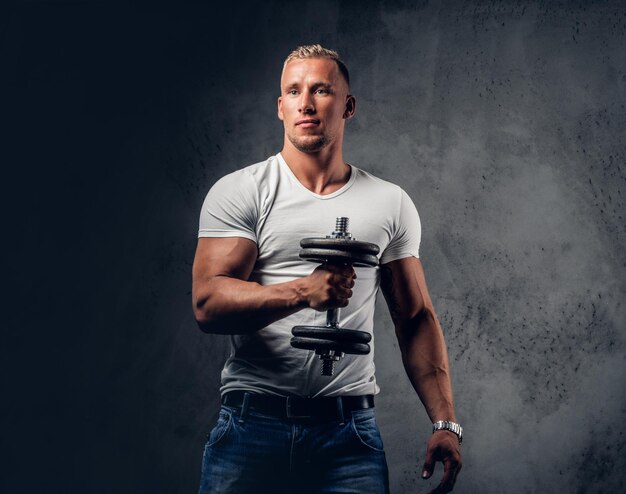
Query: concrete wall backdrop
3 1 625 493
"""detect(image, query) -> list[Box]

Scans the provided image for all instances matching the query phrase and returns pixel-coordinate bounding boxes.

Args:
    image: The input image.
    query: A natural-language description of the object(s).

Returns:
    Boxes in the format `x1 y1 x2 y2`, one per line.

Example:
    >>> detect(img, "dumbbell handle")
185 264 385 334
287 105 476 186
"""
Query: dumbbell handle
326 308 340 328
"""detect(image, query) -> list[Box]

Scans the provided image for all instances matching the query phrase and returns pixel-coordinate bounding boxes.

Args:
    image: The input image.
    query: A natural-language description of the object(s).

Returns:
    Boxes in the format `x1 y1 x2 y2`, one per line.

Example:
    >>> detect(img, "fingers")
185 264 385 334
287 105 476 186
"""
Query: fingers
332 278 353 306
422 447 435 480
423 432 462 493
334 272 356 303
321 265 357 294
308 264 357 310
428 458 461 494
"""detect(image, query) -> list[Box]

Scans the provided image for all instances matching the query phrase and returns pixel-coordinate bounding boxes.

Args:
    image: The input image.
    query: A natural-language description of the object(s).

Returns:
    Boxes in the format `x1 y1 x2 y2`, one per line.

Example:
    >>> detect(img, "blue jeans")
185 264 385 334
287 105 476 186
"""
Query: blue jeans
198 402 390 493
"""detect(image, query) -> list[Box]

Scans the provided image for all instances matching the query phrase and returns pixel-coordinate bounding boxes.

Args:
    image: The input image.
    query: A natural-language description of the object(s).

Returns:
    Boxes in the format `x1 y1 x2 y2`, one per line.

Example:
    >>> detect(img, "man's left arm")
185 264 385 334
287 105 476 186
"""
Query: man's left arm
380 256 462 494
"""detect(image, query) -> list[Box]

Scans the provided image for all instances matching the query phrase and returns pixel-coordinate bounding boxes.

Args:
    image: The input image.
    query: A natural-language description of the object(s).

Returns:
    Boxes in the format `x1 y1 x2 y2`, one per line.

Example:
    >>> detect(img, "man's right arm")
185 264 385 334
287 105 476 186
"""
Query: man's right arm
192 237 356 335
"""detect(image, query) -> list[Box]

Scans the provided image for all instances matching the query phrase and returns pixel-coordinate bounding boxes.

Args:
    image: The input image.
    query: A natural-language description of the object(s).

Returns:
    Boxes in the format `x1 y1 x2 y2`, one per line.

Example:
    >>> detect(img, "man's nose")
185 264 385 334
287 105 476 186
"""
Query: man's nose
299 92 315 113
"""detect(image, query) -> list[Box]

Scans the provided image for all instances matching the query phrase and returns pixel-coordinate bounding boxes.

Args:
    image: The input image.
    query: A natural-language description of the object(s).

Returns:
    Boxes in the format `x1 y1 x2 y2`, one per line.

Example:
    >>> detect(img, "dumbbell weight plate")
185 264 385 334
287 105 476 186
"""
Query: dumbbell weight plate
299 248 379 267
292 326 372 344
300 238 380 256
290 336 371 355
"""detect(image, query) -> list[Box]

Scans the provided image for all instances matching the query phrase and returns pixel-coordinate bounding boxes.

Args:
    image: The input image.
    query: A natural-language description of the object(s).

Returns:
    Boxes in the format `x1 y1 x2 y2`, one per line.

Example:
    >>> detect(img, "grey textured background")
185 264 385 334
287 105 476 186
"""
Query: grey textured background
2 1 625 493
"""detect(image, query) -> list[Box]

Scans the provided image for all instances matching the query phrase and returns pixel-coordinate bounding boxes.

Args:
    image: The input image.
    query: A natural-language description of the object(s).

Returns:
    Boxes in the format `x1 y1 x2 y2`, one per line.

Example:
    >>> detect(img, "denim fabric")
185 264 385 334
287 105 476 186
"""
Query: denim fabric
198 404 389 494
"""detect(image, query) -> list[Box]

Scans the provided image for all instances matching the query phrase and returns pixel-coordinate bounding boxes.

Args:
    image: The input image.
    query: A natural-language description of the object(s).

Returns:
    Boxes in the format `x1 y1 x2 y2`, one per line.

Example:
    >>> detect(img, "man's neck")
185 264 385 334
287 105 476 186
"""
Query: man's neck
280 142 351 196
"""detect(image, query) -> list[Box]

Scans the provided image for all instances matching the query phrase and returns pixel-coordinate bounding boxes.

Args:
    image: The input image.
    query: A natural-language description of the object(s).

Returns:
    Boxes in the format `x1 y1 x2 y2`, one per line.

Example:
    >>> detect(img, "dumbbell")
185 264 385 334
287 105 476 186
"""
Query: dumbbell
291 217 380 376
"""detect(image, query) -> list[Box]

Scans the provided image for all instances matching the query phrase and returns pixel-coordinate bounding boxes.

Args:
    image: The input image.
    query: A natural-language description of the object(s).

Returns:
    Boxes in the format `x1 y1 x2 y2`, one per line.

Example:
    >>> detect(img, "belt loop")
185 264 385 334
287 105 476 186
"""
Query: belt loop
335 396 345 425
239 392 251 423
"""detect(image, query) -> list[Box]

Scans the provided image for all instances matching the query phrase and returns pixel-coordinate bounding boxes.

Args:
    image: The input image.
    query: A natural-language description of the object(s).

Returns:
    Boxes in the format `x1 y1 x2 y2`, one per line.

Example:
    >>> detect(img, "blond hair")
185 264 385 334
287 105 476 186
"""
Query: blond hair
282 44 350 86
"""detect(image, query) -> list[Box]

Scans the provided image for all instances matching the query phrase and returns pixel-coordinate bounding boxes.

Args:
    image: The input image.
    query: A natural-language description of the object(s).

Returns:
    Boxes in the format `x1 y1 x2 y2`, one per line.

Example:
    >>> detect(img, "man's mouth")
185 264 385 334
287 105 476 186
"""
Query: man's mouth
296 119 320 128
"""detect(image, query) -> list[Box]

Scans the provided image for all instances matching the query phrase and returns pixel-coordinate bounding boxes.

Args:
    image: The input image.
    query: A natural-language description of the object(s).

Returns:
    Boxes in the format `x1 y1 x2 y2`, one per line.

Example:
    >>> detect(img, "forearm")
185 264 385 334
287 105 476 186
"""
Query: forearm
194 276 308 335
396 307 456 422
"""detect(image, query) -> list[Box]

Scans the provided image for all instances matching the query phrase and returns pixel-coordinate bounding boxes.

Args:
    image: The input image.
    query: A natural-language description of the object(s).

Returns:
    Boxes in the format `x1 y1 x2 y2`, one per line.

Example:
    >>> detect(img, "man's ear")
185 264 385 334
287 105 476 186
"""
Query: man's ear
277 96 284 121
343 94 356 119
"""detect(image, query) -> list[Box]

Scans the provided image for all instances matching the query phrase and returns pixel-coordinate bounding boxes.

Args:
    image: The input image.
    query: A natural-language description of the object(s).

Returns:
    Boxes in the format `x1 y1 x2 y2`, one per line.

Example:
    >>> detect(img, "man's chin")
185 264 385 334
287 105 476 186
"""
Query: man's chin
288 135 329 153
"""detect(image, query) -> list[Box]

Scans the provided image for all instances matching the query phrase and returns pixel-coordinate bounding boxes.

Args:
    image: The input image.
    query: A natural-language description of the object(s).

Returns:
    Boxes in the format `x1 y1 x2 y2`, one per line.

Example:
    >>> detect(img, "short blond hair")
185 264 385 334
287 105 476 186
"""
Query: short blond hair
283 44 350 87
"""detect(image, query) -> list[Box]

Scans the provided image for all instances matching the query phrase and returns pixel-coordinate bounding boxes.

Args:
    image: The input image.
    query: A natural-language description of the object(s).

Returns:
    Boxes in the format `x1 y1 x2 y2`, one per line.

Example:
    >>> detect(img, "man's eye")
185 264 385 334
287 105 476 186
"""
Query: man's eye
289 90 298 95
316 89 329 94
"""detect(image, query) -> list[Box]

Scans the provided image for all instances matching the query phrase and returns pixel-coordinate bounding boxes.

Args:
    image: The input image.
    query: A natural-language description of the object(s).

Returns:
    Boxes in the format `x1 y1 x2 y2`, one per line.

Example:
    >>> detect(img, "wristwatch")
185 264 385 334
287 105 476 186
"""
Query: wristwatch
433 420 463 444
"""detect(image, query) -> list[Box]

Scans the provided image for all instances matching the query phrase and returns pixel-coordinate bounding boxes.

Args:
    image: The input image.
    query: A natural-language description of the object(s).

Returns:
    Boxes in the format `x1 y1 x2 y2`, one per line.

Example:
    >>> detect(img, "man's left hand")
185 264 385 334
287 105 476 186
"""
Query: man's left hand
421 430 462 493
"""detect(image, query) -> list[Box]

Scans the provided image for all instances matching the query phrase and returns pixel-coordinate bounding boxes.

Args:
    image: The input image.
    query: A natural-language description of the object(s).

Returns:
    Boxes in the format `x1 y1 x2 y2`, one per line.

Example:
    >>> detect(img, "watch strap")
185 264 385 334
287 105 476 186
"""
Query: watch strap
433 420 463 444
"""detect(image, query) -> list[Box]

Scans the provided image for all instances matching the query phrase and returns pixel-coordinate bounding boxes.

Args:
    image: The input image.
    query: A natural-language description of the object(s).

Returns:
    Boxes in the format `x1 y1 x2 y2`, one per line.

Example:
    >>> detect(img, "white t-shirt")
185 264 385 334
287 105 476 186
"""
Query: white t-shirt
198 153 421 397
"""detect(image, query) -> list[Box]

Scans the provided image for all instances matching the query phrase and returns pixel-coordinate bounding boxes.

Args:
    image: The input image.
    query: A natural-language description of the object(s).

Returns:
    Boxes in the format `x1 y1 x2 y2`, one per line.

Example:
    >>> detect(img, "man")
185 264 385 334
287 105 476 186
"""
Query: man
192 44 462 494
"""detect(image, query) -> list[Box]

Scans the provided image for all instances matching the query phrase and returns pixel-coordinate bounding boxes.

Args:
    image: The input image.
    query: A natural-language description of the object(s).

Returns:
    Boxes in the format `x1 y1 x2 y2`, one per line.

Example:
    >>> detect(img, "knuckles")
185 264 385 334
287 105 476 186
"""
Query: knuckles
309 265 358 309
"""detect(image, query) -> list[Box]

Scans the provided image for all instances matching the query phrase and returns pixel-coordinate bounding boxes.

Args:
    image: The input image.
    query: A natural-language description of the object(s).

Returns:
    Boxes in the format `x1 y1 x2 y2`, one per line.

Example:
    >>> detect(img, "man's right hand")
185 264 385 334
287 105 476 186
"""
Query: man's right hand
304 264 356 311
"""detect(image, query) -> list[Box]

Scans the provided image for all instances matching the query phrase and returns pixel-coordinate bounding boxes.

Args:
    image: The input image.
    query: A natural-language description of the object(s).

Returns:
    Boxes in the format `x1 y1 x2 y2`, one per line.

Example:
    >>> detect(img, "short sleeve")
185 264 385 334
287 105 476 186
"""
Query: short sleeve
198 169 258 243
380 187 421 264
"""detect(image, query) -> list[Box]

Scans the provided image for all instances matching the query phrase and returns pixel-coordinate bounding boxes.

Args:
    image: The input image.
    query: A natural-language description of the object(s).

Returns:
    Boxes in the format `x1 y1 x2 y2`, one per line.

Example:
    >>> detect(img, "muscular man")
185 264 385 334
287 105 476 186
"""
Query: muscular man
192 44 462 494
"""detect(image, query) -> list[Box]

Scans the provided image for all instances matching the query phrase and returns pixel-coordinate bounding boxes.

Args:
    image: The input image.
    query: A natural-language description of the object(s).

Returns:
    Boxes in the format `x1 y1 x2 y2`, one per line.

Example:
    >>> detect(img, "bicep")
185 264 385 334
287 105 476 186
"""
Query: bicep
192 237 258 289
380 256 433 325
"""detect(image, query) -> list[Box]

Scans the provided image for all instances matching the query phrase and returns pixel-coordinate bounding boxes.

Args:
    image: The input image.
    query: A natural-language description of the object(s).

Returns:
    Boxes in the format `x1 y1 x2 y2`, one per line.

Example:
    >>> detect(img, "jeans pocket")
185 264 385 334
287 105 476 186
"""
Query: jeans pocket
351 409 385 452
205 408 233 448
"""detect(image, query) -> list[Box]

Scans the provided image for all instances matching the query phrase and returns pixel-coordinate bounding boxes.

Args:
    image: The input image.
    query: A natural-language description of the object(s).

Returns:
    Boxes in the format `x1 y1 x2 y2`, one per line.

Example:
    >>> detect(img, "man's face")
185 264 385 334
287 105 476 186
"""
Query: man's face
278 57 355 153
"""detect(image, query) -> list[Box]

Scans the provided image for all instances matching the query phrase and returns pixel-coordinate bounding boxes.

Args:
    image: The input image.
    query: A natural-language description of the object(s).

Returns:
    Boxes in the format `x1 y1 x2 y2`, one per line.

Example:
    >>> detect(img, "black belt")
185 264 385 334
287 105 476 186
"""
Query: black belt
222 391 374 420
